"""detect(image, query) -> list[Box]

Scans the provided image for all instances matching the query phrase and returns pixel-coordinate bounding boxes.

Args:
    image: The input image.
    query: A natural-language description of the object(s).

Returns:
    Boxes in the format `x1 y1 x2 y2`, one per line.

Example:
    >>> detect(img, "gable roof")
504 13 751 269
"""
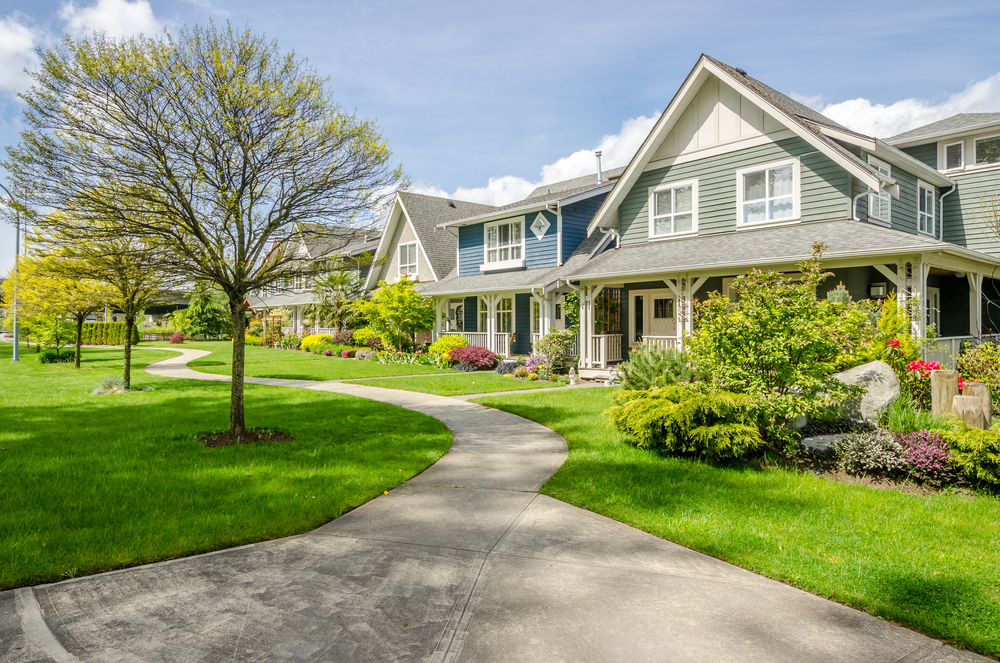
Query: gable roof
885 113 1000 147
525 166 626 200
435 178 614 229
586 55 898 235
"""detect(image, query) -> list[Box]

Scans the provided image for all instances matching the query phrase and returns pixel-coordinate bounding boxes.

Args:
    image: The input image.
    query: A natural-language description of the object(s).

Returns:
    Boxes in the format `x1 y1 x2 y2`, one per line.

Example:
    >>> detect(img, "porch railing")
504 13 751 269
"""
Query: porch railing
591 334 623 369
923 334 1000 369
639 336 681 351
531 332 580 358
439 331 513 356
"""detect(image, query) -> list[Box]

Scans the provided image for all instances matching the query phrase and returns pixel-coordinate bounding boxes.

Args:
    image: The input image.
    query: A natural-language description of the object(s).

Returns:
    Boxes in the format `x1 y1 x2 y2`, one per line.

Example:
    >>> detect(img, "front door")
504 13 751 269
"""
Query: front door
650 296 676 337
632 290 676 339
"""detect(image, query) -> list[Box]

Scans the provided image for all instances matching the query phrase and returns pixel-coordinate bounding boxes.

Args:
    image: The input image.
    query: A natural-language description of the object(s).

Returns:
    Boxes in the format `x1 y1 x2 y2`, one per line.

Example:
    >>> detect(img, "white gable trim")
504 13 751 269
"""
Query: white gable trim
399 204 439 282
586 56 885 236
364 195 404 290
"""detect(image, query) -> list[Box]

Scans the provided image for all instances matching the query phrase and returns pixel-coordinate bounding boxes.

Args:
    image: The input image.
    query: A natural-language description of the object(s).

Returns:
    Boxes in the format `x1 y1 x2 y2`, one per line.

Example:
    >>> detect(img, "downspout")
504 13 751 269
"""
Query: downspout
939 184 957 241
852 188 867 222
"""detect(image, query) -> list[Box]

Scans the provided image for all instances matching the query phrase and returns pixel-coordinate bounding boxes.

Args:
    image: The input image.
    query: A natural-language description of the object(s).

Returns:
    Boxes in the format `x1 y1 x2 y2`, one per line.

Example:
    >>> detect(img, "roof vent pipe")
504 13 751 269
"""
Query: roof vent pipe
596 151 603 184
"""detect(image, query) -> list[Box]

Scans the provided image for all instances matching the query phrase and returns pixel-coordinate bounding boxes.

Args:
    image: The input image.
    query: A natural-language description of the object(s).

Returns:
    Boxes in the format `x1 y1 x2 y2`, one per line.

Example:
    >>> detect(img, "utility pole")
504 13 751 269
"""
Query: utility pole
0 182 18 362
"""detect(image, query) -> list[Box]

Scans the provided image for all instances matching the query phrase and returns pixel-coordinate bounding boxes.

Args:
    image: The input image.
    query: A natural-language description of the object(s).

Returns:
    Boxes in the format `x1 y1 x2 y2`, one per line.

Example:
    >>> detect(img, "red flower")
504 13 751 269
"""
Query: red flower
887 339 901 348
959 377 964 391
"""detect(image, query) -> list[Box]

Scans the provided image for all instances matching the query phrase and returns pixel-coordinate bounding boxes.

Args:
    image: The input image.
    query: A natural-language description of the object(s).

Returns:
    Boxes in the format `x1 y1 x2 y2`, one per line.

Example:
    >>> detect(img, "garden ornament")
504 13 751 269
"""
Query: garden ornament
569 367 577 386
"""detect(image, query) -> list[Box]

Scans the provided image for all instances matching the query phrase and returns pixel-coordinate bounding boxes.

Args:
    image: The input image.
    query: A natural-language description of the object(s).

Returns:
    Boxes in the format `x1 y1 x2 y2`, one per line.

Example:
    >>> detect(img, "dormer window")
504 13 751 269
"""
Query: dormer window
975 135 1000 166
481 217 524 270
867 156 891 224
945 141 964 170
398 242 417 279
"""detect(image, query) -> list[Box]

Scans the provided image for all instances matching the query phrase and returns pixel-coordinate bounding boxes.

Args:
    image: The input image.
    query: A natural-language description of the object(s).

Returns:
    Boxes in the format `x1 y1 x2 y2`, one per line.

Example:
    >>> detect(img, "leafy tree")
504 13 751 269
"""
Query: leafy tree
35 314 75 357
308 270 364 332
2 255 110 367
4 24 404 437
353 278 434 351
185 285 230 338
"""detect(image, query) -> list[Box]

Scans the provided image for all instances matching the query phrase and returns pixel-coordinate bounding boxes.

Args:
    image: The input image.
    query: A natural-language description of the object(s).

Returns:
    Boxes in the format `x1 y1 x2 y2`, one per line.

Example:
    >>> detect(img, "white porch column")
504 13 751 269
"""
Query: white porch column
294 306 303 335
969 272 984 337
578 286 591 368
911 260 930 338
486 295 497 353
432 297 443 340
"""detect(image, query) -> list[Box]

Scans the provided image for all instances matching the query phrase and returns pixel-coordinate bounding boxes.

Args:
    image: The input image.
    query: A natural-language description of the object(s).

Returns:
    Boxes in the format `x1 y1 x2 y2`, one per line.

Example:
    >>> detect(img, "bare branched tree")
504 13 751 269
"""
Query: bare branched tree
4 23 406 437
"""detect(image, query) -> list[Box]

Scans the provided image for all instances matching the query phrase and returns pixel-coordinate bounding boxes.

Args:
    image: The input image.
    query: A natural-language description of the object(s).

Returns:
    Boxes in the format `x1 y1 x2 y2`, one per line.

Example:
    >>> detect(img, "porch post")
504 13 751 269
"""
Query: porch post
912 260 930 338
969 273 984 337
579 286 591 368
432 297 442 341
486 295 497 354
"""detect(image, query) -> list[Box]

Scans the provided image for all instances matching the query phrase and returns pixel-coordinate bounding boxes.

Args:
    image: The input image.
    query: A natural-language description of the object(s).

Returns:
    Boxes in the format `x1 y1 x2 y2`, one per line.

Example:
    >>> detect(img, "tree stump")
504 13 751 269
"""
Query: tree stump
953 395 989 429
963 382 993 427
931 370 960 416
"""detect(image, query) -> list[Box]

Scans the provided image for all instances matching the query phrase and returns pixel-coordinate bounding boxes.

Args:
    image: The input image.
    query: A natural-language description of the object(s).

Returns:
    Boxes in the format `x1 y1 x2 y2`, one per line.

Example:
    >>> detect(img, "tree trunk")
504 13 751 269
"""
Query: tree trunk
74 315 84 368
123 313 134 389
230 299 247 438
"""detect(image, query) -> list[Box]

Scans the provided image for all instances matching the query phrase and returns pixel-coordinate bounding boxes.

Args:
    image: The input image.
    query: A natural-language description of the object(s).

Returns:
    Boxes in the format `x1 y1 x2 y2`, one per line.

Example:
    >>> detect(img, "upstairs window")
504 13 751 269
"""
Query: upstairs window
975 135 1000 166
649 179 697 238
868 156 891 224
737 158 799 226
918 182 935 236
398 242 417 278
945 141 964 170
483 217 524 269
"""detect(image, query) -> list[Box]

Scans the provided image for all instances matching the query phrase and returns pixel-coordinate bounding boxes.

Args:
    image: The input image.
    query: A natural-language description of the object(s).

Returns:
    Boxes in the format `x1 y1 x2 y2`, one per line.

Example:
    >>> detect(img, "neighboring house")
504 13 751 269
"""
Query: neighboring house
249 224 382 334
414 54 1000 374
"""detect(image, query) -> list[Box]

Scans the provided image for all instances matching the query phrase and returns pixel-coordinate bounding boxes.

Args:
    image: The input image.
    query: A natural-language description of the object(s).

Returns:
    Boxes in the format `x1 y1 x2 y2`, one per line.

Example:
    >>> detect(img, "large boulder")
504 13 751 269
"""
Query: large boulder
832 360 900 423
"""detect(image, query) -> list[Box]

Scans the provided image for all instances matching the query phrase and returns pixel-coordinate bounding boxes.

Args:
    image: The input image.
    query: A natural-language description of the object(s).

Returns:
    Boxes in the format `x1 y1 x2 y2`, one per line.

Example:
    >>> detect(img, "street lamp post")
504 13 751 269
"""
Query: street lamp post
0 182 19 362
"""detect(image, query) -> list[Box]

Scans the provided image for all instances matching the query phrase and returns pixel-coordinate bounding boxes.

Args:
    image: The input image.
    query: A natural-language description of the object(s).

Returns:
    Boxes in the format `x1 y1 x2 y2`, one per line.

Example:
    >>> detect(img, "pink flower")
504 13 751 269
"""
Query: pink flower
959 377 964 391
887 339 900 348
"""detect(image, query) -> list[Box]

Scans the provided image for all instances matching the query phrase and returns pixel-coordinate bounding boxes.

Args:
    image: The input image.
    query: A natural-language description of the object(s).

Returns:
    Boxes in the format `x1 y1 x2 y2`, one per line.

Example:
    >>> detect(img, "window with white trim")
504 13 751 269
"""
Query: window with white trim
532 299 541 334
496 297 513 333
737 159 799 226
975 135 1000 166
398 242 417 278
479 298 488 332
945 141 964 170
868 157 891 223
917 182 935 235
483 218 524 269
649 179 697 238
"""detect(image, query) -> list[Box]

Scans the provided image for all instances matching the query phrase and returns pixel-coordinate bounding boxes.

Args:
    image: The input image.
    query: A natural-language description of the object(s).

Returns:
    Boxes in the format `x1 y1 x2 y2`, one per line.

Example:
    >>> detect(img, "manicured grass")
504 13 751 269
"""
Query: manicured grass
163 340 446 380
0 343 451 590
473 387 1000 657
345 372 565 396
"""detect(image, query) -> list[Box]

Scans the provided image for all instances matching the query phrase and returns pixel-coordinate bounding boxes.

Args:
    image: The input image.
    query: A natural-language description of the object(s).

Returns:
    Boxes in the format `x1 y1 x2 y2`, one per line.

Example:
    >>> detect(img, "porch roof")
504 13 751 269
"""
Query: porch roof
418 264 565 296
565 219 1000 281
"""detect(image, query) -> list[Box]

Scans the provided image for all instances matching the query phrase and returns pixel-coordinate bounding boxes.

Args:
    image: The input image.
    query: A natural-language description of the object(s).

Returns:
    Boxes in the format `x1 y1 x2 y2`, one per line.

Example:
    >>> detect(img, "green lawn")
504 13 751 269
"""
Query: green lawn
162 340 446 380
0 343 451 590
473 387 1000 658
345 373 565 396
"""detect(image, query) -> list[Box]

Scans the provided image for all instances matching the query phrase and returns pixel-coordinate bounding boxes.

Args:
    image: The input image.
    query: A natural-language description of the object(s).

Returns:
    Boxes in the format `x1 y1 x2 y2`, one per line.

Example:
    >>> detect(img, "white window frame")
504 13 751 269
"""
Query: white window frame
398 241 418 279
867 156 891 225
648 178 698 240
479 298 488 332
917 181 935 236
974 134 1000 168
496 297 514 334
735 157 801 228
481 217 525 271
944 141 965 171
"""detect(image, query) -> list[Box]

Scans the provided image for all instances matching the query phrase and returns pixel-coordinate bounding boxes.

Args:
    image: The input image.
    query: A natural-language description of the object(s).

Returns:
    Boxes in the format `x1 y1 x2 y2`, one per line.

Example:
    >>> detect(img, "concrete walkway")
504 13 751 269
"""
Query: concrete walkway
1 349 987 662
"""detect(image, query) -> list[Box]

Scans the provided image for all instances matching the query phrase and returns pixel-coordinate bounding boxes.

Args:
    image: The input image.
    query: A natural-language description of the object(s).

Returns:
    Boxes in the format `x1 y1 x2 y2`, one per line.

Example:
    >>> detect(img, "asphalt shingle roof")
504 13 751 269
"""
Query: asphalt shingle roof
885 113 1000 146
397 192 498 278
525 167 626 200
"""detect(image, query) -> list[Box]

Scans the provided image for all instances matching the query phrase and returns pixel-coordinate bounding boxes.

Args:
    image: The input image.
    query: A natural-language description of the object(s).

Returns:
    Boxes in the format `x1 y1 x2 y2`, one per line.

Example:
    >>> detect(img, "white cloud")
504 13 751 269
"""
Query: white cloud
789 92 823 111
60 0 165 39
411 113 658 207
819 72 1000 138
0 17 42 94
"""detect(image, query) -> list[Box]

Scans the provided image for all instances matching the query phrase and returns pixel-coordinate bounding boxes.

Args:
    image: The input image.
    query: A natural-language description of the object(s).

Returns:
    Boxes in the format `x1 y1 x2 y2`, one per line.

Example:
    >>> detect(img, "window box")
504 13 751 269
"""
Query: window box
736 158 800 228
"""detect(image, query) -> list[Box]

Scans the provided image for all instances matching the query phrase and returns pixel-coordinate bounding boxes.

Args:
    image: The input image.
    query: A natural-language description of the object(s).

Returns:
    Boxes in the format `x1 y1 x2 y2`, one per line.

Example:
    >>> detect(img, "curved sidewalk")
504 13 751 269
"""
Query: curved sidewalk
1 349 986 662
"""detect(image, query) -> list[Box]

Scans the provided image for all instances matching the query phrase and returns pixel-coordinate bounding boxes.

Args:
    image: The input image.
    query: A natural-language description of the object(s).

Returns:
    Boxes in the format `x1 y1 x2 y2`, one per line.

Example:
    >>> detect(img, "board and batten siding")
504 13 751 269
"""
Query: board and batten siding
618 136 852 246
943 168 1000 258
562 195 606 258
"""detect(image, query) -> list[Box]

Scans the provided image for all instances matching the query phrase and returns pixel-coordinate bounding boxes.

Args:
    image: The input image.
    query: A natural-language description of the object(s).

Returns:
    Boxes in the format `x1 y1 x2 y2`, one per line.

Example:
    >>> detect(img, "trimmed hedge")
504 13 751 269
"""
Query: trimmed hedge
81 322 140 346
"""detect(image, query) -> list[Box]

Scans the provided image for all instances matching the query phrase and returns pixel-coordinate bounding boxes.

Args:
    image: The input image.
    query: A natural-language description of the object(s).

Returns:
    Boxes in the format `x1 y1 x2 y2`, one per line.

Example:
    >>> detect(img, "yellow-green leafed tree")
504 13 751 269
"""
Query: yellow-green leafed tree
3 255 112 367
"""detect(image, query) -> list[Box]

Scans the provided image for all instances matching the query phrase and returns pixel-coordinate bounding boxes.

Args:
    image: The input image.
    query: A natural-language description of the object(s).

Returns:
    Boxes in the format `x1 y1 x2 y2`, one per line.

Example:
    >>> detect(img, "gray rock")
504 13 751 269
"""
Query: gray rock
832 360 900 422
801 433 848 456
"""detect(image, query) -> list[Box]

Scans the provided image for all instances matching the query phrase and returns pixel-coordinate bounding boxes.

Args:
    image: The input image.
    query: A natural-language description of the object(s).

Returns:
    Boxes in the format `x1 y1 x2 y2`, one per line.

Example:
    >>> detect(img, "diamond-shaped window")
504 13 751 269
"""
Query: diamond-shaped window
530 212 550 240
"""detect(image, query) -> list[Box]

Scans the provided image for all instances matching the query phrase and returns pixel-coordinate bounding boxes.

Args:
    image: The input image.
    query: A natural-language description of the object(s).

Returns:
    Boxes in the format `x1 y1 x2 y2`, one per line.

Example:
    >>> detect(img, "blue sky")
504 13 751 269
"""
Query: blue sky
2 0 1000 272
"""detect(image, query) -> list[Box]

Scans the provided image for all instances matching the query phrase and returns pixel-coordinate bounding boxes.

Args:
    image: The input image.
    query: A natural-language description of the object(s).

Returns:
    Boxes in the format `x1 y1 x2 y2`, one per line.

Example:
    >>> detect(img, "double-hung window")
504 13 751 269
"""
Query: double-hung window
737 158 799 226
479 298 488 332
649 179 697 238
917 182 935 236
496 297 513 333
868 157 891 224
482 217 524 270
398 242 417 278
975 135 1000 167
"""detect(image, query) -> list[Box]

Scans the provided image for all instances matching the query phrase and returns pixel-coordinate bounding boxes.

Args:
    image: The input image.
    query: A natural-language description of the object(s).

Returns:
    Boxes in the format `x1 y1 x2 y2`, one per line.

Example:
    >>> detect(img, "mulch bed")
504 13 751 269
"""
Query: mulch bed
201 429 294 448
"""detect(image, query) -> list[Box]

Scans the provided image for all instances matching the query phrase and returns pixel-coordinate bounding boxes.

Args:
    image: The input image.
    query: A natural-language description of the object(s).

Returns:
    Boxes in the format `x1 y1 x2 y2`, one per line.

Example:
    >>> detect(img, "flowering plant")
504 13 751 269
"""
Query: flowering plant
322 348 333 356
887 339 900 348
903 360 940 410
907 359 941 377
896 431 954 487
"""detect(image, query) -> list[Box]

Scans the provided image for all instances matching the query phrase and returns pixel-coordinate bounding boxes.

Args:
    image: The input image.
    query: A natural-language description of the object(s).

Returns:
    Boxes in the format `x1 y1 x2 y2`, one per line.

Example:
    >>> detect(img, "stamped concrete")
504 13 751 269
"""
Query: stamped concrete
0 348 988 662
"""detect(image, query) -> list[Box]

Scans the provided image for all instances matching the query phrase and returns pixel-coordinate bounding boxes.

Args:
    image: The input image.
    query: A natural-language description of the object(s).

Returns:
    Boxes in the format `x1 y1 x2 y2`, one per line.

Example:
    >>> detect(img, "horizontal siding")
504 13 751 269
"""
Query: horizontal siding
901 143 938 170
458 224 485 276
562 194 607 258
525 210 558 269
851 157 939 236
944 168 1000 258
619 136 852 246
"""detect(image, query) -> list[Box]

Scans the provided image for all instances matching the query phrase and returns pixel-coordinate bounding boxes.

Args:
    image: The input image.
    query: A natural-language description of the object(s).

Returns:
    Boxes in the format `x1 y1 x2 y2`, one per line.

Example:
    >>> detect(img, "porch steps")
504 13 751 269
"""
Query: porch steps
577 367 611 382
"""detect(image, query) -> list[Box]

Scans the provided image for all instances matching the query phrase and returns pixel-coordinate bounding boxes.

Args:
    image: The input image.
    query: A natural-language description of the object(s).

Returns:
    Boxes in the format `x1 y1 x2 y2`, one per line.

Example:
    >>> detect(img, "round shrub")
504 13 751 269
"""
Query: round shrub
834 429 905 475
333 329 355 345
322 348 333 356
494 360 525 375
528 373 539 381
453 362 479 372
301 334 334 353
448 345 497 369
514 366 529 378
244 334 263 347
39 350 74 364
352 327 378 345
365 335 384 351
895 431 954 487
429 334 469 358
169 331 184 344
355 349 375 361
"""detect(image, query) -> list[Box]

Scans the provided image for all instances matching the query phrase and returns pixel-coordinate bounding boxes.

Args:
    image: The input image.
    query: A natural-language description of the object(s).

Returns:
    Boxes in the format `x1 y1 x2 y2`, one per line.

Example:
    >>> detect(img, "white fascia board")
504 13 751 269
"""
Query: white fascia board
586 58 710 236
435 203 548 230
872 139 955 188
400 204 439 282
814 124 876 150
364 195 402 290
